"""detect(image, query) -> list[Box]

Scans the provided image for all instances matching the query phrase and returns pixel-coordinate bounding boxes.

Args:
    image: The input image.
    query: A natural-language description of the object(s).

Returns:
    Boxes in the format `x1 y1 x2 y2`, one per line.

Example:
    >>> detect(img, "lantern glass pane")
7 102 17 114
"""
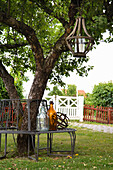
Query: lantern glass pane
83 38 85 52
78 38 85 52
79 38 82 52
74 38 77 52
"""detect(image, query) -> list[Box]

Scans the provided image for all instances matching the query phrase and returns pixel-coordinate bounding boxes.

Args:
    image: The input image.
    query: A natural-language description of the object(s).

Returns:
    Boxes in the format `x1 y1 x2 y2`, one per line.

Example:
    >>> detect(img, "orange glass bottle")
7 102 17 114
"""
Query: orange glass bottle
47 101 57 131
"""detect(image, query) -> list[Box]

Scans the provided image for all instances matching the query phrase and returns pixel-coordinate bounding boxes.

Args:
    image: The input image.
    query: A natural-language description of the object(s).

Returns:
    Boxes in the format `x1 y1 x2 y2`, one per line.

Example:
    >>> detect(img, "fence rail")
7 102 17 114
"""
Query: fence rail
84 105 113 124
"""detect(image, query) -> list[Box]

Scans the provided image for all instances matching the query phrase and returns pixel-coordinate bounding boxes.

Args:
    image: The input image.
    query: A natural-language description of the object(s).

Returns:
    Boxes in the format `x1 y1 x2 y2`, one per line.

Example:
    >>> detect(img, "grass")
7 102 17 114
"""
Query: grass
0 123 113 169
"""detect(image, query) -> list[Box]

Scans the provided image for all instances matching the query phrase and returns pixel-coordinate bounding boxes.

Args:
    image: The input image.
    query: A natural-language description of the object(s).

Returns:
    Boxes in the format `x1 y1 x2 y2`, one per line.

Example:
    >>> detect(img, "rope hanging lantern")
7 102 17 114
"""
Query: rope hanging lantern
66 16 94 57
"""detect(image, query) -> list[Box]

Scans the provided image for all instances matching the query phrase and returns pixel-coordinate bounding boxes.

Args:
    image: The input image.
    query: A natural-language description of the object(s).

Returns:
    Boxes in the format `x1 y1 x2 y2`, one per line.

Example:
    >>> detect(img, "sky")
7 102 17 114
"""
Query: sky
62 36 113 93
23 32 113 97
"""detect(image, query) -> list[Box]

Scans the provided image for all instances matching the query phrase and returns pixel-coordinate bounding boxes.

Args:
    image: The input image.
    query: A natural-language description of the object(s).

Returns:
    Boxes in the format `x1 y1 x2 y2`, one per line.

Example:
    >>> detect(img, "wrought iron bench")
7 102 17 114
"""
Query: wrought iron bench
0 99 76 161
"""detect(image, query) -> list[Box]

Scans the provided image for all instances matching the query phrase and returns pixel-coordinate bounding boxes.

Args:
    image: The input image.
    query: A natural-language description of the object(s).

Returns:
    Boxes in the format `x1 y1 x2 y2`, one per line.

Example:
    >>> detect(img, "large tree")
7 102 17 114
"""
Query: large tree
0 0 113 154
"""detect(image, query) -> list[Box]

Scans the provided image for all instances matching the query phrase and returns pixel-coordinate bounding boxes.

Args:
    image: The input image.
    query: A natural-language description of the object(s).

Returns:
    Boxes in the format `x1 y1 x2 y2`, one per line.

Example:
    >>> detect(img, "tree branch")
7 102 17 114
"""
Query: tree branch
0 43 28 49
29 0 68 28
0 11 44 67
7 0 11 16
41 7 68 28
44 33 68 76
68 0 83 26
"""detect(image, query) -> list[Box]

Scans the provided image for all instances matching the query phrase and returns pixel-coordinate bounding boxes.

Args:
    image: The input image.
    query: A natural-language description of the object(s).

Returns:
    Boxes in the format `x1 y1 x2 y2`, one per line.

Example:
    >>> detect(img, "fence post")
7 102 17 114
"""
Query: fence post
77 96 84 122
108 108 111 124
55 95 58 111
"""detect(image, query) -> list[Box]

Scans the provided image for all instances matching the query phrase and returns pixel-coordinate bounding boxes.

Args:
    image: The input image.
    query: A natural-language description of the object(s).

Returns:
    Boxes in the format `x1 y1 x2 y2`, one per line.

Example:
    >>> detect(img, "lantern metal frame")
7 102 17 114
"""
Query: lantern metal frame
66 16 94 57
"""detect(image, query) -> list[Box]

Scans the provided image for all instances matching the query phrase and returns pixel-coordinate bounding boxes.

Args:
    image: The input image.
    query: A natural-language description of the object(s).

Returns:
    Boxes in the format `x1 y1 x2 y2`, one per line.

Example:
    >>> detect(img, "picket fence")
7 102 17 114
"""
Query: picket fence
44 95 84 122
2 97 113 124
84 105 113 124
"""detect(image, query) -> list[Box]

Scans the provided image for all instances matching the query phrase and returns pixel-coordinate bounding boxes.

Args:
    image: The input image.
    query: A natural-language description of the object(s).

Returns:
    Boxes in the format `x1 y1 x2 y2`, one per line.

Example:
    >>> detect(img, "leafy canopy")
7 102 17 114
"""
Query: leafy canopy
0 0 113 85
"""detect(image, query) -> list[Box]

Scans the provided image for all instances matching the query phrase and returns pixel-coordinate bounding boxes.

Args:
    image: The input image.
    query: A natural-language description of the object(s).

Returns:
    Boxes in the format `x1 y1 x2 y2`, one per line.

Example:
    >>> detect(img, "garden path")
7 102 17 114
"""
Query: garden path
70 122 113 133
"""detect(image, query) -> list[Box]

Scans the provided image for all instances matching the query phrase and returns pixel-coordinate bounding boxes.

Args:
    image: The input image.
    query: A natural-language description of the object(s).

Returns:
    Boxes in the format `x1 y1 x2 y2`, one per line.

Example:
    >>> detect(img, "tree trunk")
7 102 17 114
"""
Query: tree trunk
17 69 49 154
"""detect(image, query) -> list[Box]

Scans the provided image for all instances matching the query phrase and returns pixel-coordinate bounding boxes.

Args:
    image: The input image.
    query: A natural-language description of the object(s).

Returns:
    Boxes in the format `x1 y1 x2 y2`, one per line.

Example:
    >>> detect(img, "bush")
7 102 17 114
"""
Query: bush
92 81 113 107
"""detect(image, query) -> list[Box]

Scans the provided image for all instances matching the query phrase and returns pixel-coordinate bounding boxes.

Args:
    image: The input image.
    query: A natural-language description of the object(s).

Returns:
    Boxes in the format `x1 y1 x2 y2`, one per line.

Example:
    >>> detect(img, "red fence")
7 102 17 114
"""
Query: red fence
84 105 113 124
0 103 26 127
1 103 113 125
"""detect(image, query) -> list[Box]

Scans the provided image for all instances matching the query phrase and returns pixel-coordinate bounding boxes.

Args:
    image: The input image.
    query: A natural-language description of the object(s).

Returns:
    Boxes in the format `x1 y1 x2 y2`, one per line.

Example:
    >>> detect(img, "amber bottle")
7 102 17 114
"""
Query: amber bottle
47 101 57 131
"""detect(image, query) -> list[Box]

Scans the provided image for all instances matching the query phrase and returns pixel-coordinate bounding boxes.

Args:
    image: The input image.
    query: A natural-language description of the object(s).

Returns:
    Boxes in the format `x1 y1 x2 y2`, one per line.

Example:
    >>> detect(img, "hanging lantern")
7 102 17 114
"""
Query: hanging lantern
66 16 94 57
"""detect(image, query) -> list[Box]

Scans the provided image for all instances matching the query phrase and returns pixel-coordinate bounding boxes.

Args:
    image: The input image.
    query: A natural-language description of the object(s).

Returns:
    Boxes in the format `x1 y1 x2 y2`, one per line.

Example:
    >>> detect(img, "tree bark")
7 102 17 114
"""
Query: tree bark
16 71 51 154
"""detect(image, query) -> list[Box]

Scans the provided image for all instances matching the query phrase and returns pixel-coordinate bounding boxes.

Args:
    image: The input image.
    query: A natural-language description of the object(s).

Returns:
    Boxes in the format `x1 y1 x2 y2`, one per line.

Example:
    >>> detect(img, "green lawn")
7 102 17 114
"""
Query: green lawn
0 123 113 170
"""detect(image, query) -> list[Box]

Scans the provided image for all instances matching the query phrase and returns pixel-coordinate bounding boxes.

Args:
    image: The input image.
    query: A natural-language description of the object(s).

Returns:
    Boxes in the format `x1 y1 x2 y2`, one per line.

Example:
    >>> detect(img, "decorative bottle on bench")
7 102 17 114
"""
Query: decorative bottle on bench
36 103 49 131
47 101 57 131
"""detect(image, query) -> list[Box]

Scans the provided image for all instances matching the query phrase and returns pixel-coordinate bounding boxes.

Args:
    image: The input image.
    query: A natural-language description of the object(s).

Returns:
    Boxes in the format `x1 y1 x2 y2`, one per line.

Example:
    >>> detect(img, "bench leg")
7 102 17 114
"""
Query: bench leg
47 132 76 157
0 134 1 152
68 131 76 157
47 133 49 156
28 134 39 162
0 133 7 159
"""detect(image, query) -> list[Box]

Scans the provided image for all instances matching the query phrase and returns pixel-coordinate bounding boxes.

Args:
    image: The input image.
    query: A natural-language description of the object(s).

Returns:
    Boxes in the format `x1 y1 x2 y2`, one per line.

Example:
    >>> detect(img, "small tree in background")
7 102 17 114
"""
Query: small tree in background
66 84 77 96
85 81 113 107
48 86 63 96
48 84 77 97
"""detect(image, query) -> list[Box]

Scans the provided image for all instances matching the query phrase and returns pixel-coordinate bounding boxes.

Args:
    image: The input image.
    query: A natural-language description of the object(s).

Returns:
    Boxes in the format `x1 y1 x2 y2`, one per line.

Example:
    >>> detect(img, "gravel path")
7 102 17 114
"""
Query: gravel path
70 122 113 133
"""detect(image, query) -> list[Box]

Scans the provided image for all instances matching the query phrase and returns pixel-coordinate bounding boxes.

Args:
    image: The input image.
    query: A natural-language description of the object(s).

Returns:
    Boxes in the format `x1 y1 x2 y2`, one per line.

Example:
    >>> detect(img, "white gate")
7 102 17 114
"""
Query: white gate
44 95 84 122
